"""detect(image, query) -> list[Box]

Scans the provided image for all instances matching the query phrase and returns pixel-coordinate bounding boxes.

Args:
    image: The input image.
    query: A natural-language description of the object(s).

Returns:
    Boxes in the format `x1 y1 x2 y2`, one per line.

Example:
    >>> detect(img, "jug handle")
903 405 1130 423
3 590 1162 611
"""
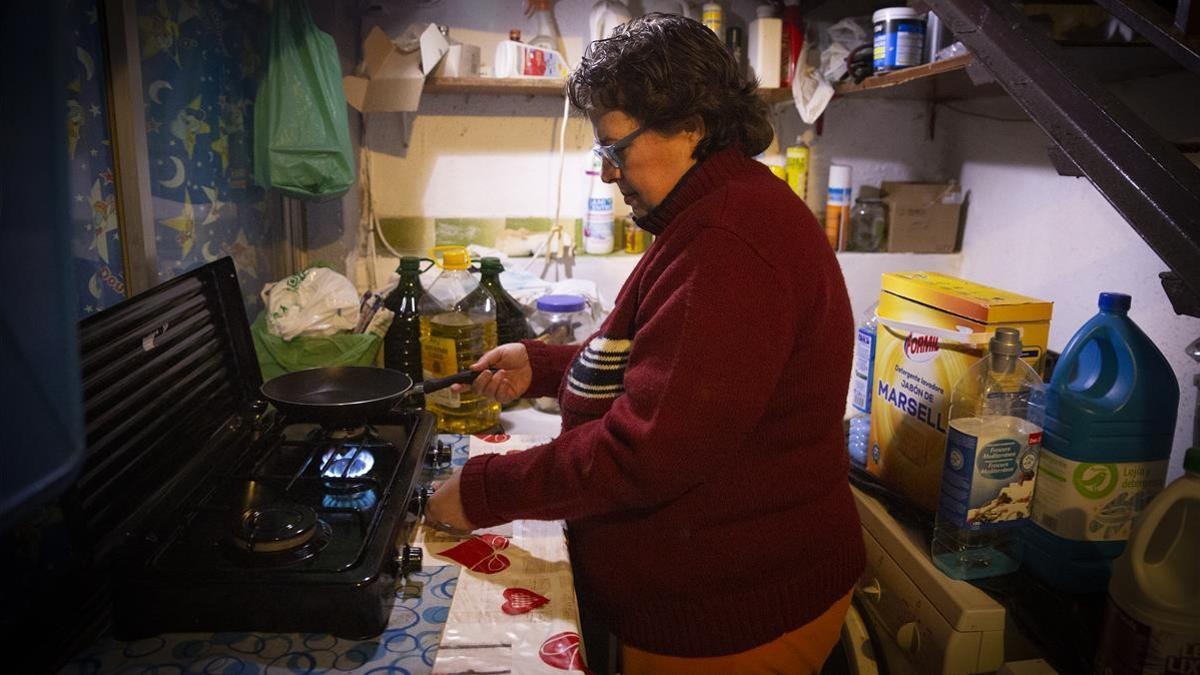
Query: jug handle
1123 483 1177 596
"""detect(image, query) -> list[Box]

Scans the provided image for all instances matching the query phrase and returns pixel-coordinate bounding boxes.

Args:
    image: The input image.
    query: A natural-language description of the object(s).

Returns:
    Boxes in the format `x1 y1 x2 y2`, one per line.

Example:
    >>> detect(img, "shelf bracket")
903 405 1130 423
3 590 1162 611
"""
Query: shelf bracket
927 0 1200 317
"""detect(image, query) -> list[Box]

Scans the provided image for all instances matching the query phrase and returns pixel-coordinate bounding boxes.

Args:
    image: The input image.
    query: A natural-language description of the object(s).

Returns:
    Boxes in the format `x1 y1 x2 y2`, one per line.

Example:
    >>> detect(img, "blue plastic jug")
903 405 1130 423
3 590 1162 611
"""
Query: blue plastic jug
1022 293 1179 593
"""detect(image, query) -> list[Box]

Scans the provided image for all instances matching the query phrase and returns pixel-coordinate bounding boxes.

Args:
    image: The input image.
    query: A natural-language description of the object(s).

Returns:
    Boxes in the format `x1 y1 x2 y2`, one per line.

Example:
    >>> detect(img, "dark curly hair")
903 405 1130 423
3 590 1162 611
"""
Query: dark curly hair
567 13 774 160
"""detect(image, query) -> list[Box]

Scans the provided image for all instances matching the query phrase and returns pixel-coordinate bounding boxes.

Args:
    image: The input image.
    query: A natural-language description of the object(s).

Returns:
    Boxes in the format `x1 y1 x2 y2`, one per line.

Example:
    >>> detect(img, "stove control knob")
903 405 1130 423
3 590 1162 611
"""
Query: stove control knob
895 621 921 655
426 441 453 468
398 545 423 576
409 484 435 515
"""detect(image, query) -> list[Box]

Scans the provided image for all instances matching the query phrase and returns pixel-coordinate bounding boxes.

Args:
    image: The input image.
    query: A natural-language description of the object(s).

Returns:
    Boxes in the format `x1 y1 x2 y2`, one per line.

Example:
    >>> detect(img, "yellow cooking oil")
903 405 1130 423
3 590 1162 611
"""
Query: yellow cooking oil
420 312 499 433
418 246 500 434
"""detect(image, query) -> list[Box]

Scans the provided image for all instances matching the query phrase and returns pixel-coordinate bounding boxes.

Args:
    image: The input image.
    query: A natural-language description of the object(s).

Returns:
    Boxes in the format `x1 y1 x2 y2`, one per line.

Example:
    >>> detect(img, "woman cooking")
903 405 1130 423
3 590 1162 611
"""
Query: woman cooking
427 13 864 675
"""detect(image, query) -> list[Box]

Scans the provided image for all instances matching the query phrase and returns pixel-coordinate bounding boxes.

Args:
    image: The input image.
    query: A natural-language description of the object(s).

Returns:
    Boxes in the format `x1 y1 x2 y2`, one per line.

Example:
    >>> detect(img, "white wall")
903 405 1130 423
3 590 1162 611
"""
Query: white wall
938 81 1200 480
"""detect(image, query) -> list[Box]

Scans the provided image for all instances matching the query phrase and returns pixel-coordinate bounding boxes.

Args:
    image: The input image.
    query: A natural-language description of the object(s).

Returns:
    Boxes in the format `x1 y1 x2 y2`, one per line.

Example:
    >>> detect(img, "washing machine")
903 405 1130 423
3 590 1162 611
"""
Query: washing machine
846 487 1055 675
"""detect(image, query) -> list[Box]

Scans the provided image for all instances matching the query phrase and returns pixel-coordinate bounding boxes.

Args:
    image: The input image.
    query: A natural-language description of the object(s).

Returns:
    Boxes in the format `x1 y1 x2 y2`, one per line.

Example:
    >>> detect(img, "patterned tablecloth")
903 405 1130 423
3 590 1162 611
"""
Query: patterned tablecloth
60 433 583 675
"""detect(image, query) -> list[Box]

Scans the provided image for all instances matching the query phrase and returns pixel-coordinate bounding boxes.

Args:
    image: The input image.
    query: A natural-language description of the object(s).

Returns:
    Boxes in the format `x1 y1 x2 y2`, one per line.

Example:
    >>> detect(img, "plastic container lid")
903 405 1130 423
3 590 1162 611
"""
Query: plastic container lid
537 294 587 313
434 246 470 270
990 326 1023 357
873 7 921 23
1099 292 1132 312
755 4 776 18
828 164 852 188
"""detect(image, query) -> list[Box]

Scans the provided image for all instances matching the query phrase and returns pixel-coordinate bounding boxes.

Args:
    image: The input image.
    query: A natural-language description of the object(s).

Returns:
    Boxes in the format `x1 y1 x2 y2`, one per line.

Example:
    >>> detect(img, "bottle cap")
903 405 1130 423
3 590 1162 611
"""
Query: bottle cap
433 246 471 270
537 294 587 313
398 256 421 273
990 327 1023 357
1099 292 1131 313
509 29 522 42
480 257 505 274
1185 447 1200 474
756 4 776 18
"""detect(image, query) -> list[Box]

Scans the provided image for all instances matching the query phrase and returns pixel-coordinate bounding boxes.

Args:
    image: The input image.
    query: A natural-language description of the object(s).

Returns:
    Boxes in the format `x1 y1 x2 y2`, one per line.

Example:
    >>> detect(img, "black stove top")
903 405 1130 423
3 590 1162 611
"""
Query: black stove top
114 410 439 640
60 259 446 642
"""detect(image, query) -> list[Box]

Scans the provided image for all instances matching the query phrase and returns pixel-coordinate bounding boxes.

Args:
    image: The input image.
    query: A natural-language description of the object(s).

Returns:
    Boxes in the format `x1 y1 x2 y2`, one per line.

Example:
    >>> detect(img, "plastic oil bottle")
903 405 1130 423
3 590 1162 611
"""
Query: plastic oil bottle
1093 446 1200 674
1022 293 1179 594
469 257 531 347
383 256 426 406
931 327 1044 580
419 246 499 433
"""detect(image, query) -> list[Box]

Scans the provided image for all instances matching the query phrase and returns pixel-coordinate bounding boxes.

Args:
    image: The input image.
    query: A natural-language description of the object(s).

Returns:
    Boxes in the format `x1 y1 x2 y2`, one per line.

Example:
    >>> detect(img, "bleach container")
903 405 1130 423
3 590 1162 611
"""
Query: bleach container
1093 447 1200 675
1023 292 1179 594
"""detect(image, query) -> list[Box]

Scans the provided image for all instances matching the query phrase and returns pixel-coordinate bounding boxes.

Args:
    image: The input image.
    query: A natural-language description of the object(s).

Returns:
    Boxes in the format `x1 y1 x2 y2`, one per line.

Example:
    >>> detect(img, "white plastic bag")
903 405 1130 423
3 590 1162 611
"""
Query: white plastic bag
261 267 361 341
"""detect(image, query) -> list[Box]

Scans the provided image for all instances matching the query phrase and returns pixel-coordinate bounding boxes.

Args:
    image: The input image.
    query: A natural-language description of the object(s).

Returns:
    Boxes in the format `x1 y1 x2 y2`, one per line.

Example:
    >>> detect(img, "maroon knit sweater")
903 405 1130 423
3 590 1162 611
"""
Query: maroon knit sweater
459 146 864 657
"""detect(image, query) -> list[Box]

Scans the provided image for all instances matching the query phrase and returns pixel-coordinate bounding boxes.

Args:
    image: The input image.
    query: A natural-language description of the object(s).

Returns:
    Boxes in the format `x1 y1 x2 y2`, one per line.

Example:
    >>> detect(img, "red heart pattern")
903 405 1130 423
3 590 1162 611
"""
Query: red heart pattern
501 587 549 615
436 534 511 574
539 631 588 672
474 433 511 443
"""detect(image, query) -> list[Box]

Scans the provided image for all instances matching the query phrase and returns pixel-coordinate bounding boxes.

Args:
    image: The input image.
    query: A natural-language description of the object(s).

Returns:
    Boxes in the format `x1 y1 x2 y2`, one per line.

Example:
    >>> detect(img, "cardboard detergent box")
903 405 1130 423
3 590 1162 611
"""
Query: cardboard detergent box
867 272 1053 512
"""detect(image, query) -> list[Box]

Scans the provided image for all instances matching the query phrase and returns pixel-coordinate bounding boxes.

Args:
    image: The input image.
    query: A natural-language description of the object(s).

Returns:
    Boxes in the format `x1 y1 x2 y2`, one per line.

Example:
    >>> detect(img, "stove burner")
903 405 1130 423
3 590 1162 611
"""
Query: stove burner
321 447 375 480
325 426 368 441
232 503 319 553
323 489 378 512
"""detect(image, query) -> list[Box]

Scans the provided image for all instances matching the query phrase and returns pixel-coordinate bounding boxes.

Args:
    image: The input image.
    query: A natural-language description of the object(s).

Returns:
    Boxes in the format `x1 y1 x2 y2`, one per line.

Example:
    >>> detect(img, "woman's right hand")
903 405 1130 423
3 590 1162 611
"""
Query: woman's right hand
453 343 532 404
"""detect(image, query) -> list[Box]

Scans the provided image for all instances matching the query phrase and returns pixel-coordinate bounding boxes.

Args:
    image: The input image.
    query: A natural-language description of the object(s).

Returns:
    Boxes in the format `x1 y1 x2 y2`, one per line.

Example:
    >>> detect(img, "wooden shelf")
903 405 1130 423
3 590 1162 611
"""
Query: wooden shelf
424 76 566 96
754 55 976 105
836 53 973 95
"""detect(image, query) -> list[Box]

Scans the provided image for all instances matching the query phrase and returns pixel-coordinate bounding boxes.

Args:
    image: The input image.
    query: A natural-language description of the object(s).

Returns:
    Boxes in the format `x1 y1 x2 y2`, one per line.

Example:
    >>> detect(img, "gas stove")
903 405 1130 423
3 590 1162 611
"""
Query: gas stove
69 259 450 642
112 413 443 639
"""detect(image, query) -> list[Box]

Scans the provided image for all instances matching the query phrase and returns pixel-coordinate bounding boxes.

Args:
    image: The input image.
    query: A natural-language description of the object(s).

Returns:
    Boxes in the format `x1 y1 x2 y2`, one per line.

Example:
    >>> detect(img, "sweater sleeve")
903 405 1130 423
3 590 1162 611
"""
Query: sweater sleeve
460 227 806 527
520 339 581 399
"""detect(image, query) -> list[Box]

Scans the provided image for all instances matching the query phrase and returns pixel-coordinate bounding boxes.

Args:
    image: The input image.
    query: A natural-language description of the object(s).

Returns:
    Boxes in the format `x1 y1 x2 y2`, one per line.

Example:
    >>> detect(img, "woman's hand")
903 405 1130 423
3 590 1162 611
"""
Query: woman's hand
425 471 476 534
452 343 532 404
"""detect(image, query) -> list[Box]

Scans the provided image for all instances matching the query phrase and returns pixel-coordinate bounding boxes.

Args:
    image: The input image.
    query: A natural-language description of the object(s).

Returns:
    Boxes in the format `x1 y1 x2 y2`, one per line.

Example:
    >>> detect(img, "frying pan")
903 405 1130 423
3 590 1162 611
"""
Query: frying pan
261 366 486 427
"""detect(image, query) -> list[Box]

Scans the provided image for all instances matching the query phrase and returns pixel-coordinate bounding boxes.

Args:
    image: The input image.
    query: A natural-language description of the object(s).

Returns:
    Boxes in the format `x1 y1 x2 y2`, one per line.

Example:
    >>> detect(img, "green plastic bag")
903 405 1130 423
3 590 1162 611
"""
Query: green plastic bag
251 313 382 382
253 0 354 199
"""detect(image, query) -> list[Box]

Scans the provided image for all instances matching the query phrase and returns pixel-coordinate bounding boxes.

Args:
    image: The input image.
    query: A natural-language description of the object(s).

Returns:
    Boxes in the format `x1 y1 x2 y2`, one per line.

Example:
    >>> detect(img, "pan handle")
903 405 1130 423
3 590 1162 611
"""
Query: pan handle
411 368 497 396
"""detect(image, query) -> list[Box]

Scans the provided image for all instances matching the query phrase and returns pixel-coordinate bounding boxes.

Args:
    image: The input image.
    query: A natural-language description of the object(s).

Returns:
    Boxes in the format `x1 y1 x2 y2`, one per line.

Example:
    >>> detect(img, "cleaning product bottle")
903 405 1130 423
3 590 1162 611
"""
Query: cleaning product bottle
931 328 1044 580
527 0 564 57
847 302 878 469
419 246 500 434
584 155 615 254
470 257 531 347
1023 292 1179 593
824 164 851 250
1093 446 1200 674
785 140 809 202
781 0 804 86
383 256 426 405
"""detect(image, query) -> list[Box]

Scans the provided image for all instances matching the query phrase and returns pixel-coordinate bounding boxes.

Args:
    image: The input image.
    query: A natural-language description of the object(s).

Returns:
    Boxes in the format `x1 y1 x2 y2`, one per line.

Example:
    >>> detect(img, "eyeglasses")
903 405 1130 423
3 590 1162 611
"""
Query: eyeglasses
592 125 649 170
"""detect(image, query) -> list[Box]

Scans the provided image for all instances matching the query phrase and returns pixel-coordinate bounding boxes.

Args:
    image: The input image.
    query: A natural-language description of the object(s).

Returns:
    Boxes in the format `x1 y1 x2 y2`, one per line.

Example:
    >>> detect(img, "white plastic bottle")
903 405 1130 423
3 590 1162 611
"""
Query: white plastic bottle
584 155 615 255
1093 447 1200 675
747 4 782 89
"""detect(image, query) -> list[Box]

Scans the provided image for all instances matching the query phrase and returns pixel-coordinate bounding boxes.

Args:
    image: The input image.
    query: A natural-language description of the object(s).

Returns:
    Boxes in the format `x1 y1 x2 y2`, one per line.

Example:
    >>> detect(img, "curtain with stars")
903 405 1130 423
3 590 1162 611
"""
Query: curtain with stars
137 0 276 313
68 0 126 318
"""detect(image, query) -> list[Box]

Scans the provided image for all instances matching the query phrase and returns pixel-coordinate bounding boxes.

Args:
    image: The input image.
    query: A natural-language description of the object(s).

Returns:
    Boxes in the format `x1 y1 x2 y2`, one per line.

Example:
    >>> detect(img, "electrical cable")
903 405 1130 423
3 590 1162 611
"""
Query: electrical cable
525 90 573 278
937 102 1032 123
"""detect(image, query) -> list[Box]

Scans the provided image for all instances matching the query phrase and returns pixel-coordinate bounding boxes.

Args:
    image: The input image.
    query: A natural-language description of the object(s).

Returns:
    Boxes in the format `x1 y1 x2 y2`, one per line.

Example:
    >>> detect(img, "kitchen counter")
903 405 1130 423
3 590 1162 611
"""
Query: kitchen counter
61 421 575 675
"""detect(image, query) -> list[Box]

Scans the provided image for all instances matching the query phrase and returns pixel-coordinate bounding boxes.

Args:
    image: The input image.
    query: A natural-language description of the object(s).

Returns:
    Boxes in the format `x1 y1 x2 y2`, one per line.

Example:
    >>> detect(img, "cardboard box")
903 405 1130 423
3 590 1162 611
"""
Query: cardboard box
431 43 481 78
882 181 965 253
342 25 448 113
866 272 1053 512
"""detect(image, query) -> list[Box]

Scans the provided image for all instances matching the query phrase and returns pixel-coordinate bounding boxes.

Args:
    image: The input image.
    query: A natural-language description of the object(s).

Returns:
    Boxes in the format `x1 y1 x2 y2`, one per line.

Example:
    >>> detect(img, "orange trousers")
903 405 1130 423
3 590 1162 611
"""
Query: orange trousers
620 590 852 675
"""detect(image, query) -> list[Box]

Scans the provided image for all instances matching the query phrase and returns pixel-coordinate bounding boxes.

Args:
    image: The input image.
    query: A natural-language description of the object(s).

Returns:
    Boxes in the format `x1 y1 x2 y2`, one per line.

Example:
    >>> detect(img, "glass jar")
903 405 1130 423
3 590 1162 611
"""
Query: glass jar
529 294 595 414
848 197 888 252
